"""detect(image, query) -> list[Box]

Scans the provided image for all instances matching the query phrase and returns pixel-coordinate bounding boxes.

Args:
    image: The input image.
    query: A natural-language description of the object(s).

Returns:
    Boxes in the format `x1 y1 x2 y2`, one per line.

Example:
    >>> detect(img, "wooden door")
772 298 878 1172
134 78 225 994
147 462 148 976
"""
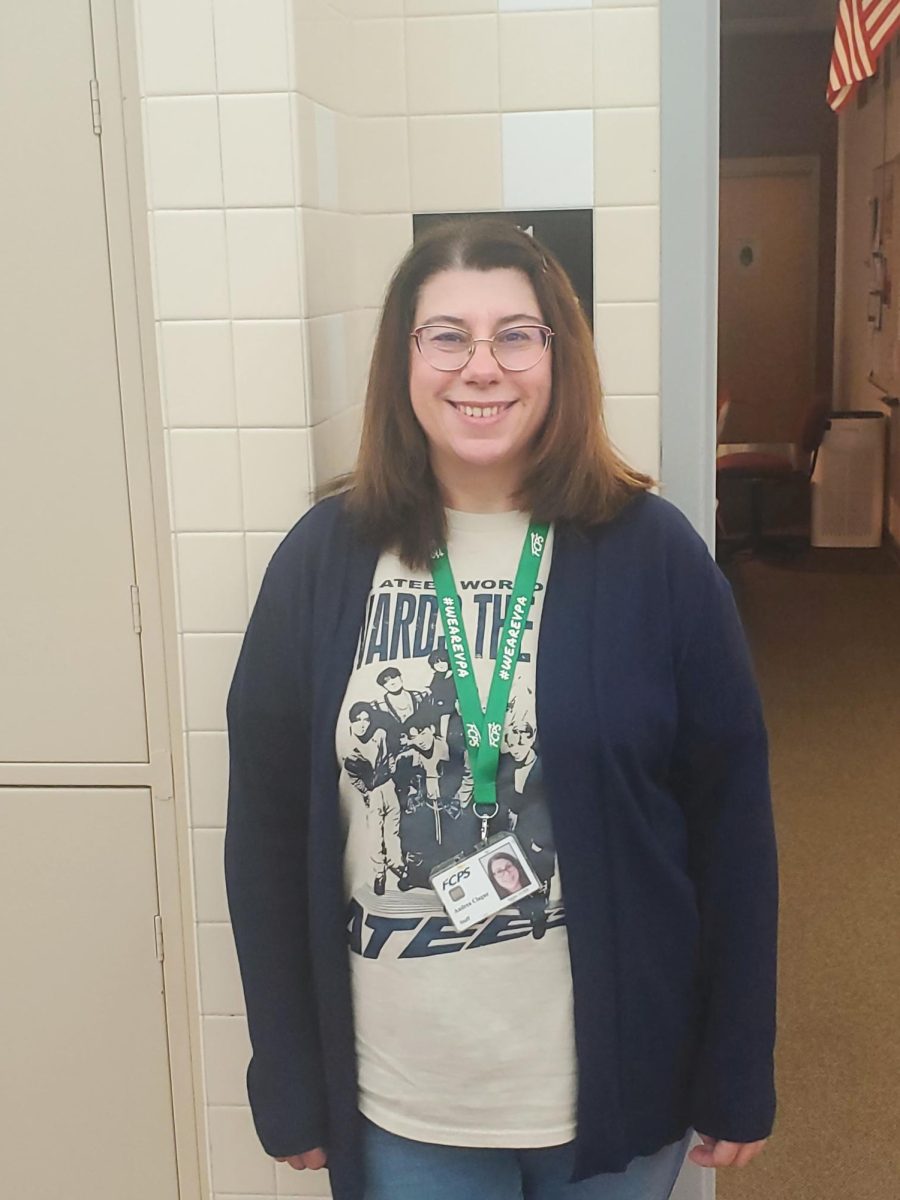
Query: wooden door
719 162 819 442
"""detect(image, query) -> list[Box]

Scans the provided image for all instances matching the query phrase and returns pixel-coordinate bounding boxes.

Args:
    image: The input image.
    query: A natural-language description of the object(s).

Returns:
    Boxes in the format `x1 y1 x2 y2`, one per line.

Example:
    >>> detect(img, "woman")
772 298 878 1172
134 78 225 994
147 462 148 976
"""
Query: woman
486 850 529 899
225 219 778 1200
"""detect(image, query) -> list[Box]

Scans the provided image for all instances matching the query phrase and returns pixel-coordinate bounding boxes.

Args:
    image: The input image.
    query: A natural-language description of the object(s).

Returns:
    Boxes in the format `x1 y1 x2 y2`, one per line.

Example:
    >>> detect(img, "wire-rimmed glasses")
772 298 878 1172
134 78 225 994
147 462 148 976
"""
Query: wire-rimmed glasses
411 324 554 372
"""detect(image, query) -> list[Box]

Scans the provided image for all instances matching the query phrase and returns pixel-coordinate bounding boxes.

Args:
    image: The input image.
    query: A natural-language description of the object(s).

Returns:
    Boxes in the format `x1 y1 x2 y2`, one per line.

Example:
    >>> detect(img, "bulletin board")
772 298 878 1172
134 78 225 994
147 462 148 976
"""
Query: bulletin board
870 153 900 394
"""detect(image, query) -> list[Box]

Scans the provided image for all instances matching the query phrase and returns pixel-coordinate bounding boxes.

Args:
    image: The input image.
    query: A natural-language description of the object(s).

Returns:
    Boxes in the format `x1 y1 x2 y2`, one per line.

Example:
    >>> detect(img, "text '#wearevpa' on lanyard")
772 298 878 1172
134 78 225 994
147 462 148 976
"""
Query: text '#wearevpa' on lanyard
427 521 550 932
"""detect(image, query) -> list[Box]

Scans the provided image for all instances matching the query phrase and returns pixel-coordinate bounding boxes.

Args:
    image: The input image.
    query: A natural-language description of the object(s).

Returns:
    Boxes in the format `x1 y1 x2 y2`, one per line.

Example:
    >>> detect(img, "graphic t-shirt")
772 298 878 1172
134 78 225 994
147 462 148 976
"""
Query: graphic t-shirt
336 509 578 1147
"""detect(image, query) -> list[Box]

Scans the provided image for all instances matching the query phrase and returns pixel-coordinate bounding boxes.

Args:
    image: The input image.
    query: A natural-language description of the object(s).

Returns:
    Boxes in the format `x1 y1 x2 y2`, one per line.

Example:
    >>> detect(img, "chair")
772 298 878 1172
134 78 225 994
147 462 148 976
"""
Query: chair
715 394 831 560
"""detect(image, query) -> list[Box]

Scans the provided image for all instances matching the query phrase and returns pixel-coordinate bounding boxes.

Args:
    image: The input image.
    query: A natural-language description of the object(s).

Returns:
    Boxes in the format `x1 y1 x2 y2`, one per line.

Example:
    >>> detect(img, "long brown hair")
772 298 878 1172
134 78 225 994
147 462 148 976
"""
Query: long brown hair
323 217 653 568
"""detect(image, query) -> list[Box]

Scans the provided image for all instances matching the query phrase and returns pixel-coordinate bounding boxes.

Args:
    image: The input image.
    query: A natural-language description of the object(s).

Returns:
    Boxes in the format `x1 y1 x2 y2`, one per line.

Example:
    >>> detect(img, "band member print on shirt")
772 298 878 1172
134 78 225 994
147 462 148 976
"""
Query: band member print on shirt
339 583 560 941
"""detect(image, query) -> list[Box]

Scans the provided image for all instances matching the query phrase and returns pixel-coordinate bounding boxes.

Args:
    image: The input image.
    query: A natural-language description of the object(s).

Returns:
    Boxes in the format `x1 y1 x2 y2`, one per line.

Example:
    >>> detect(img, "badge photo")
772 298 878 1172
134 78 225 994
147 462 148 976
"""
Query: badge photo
430 834 541 932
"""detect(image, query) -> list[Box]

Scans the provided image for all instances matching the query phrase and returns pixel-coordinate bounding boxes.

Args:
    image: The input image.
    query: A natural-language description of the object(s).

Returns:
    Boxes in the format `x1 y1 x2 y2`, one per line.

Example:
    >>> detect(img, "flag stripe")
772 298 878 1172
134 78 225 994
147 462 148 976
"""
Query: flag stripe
826 0 900 111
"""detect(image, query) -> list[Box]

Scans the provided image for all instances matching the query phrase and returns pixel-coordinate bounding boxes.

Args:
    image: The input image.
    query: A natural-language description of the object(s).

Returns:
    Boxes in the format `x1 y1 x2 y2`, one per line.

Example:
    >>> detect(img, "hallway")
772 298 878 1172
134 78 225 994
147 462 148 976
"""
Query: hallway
719 551 900 1200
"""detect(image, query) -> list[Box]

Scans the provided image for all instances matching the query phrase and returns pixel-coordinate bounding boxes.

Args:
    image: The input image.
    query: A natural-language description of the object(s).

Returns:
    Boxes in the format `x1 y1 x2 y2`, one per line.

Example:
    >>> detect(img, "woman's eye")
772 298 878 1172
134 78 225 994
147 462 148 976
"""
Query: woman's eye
496 327 531 345
431 329 467 345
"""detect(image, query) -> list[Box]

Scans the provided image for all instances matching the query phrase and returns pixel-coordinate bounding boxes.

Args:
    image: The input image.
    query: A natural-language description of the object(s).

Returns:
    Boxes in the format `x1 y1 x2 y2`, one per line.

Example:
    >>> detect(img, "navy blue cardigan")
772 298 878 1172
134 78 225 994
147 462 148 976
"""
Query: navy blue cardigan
224 491 777 1199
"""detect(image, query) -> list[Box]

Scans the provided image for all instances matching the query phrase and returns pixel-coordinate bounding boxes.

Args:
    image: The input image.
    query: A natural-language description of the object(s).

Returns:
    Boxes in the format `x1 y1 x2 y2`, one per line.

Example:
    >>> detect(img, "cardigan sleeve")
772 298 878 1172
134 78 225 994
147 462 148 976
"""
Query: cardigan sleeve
669 550 778 1144
224 541 327 1158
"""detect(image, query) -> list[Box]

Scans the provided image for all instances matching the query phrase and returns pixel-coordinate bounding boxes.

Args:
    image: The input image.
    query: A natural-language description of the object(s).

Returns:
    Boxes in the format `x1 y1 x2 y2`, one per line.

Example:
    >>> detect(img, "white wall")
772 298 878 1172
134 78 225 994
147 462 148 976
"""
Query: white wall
133 1 662 1195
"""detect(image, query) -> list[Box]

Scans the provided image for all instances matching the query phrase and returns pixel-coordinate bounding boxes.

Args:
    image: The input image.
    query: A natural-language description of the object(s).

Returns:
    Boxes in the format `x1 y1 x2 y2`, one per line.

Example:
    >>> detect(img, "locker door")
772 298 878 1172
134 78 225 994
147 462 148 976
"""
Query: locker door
0 0 148 763
0 788 179 1198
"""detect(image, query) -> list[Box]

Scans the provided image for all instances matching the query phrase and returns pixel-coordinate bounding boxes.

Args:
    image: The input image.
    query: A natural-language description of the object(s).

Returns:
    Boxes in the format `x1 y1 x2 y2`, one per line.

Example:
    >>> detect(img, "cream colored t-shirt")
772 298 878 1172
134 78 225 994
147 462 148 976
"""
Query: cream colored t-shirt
336 509 577 1147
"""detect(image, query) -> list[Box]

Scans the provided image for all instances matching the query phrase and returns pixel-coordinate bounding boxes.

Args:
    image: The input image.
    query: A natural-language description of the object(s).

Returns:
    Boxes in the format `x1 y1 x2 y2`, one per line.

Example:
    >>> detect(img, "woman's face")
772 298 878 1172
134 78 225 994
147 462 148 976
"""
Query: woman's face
490 855 524 896
409 268 552 485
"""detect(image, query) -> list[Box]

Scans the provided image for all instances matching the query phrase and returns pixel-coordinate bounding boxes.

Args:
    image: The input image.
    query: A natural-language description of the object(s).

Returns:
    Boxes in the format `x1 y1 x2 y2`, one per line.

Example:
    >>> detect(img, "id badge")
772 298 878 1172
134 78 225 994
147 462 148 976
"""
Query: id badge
429 833 541 933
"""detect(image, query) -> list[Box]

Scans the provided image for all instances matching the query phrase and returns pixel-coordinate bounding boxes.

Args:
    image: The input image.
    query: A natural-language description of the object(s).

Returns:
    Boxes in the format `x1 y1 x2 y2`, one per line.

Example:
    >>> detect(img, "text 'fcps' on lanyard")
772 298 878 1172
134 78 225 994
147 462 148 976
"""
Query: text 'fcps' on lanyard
429 521 549 845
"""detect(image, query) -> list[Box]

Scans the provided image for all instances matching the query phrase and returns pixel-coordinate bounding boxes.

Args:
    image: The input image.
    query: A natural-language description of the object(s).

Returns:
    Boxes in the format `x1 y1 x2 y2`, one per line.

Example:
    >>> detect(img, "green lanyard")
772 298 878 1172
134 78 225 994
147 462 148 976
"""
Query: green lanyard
430 522 549 837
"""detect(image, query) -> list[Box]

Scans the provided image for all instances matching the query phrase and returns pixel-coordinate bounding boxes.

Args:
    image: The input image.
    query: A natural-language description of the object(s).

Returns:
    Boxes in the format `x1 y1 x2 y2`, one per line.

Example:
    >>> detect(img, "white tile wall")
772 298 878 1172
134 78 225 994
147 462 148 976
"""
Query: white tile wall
181 634 244 731
233 321 308 426
198 920 246 1014
193 828 229 922
219 95 296 207
213 0 293 92
202 1016 252 1106
144 98 224 208
137 0 663 1196
187 732 230 828
226 210 303 318
502 110 594 207
168 430 244 531
239 429 313 530
159 322 237 427
208 1106 276 1193
137 0 217 95
153 212 230 320
177 534 249 633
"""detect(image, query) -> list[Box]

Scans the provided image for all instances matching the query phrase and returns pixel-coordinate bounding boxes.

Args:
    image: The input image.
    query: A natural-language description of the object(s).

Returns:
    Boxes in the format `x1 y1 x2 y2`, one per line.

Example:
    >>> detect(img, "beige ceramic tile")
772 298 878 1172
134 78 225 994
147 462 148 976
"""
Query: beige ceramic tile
406 16 499 114
348 118 410 212
593 7 659 108
168 430 243 531
186 731 230 827
346 309 381 407
594 107 659 206
302 209 357 316
499 12 592 111
153 212 230 320
311 405 364 486
355 214 413 308
246 533 287 609
208 1105 276 1194
159 322 237 427
407 0 496 13
594 301 659 395
212 0 292 92
198 922 246 1015
202 1016 252 1107
239 429 313 531
352 19 406 115
409 115 502 211
177 533 249 633
307 314 351 424
593 206 660 302
138 0 217 94
192 828 229 922
219 95 295 207
602 394 660 478
145 97 223 208
226 210 302 319
233 320 308 427
181 634 243 731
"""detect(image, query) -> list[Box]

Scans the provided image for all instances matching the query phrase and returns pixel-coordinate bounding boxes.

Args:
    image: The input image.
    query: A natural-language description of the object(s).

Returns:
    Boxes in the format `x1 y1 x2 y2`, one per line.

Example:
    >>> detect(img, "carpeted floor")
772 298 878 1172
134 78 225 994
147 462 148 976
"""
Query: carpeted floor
715 546 900 1200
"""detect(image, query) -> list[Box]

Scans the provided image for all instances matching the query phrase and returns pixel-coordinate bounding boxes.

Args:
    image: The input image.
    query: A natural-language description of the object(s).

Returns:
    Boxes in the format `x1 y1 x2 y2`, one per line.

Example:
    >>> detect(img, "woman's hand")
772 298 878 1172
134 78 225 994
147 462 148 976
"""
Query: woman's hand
275 1148 328 1170
688 1134 767 1169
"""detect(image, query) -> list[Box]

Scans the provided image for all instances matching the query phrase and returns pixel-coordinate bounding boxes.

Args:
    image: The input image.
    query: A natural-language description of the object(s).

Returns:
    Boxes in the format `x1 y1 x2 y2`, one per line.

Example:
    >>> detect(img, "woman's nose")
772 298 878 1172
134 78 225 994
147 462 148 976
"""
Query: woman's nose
461 339 501 380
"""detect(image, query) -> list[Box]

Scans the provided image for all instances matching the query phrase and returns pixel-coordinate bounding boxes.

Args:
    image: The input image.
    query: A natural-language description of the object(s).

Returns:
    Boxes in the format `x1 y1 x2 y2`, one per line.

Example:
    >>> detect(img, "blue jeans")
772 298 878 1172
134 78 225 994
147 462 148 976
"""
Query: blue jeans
362 1118 694 1200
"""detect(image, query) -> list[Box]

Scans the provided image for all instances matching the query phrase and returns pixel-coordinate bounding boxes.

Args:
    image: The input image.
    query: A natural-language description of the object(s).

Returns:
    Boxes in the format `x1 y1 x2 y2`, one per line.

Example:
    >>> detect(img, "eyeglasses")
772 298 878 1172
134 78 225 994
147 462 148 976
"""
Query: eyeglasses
411 324 554 372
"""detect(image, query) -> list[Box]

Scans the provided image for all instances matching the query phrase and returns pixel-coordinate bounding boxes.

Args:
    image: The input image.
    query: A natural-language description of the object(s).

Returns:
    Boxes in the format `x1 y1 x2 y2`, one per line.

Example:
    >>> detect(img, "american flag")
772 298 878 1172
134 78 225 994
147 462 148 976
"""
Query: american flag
827 0 900 111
